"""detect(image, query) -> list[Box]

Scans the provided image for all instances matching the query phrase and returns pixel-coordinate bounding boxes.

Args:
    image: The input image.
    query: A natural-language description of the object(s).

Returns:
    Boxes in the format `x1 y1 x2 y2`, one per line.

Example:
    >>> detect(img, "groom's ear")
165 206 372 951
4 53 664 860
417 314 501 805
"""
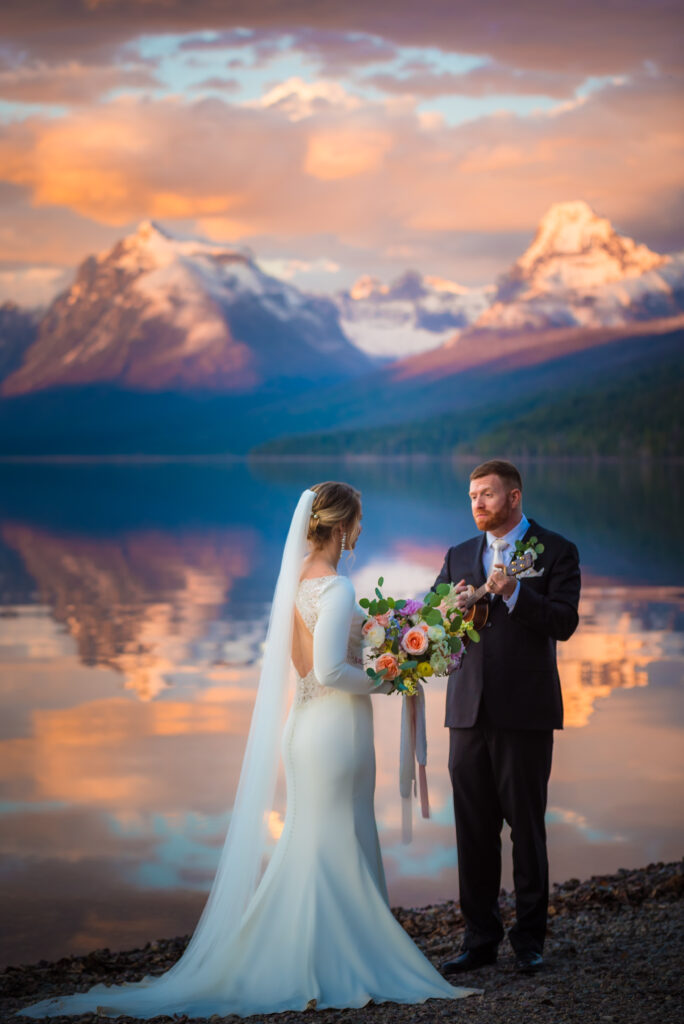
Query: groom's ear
509 487 522 508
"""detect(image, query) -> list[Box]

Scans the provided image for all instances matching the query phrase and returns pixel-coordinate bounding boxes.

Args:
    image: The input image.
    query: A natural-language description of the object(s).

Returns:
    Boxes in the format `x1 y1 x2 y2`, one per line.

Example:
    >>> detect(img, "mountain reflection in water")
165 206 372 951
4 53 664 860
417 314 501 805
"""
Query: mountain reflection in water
0 458 681 968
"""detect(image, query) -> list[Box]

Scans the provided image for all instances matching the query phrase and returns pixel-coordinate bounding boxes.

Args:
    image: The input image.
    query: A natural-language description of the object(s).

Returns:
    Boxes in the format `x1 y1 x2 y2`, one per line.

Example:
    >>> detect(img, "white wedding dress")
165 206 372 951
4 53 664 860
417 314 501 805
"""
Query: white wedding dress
21 573 477 1018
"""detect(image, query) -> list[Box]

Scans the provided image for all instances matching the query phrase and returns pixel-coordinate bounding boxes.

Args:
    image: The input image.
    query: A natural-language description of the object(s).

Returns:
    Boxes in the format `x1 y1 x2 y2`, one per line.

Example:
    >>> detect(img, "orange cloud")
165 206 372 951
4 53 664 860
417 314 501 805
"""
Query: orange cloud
0 74 681 268
305 126 392 179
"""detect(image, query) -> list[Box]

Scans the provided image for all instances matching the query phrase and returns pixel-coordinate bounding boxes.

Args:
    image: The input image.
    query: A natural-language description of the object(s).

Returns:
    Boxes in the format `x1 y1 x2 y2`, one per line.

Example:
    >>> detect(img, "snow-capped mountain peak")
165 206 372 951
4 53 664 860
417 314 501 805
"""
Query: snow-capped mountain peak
110 219 252 274
469 200 683 333
509 200 665 295
336 270 492 359
2 222 367 397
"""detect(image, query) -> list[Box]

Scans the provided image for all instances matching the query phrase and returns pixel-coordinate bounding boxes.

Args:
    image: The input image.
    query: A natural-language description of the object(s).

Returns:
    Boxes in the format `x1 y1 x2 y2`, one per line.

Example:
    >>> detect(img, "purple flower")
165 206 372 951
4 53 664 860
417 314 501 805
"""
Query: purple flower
396 599 422 617
448 652 463 672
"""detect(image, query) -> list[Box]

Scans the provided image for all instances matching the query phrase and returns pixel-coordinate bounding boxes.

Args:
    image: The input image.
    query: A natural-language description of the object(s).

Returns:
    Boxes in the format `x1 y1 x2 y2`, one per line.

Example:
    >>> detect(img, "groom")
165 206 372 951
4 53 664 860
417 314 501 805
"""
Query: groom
434 459 580 975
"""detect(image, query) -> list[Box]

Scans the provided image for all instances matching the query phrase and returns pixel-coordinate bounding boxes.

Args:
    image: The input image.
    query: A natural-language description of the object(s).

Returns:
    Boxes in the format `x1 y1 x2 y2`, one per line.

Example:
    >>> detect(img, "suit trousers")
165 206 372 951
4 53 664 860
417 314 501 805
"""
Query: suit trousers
448 708 553 954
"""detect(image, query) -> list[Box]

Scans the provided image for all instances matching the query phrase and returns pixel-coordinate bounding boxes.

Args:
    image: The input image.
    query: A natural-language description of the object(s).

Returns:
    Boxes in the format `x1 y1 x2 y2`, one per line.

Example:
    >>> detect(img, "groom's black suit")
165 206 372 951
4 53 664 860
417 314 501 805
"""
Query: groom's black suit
434 519 580 955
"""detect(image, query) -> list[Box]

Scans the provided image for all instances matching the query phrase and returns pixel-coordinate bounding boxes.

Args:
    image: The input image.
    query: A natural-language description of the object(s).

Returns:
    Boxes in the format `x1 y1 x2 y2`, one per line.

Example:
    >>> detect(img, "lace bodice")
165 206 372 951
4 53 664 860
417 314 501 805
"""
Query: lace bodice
294 576 364 706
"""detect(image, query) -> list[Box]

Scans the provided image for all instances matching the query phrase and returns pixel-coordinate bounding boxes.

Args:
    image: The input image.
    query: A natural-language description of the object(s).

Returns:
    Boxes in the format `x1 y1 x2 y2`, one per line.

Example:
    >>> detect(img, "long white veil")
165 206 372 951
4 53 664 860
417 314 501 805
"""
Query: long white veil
165 487 315 979
21 488 316 1018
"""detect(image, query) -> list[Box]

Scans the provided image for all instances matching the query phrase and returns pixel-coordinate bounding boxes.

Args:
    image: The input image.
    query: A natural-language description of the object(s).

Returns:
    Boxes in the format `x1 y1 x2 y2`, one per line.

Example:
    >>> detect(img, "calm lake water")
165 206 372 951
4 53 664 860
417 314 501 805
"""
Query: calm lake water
0 458 682 968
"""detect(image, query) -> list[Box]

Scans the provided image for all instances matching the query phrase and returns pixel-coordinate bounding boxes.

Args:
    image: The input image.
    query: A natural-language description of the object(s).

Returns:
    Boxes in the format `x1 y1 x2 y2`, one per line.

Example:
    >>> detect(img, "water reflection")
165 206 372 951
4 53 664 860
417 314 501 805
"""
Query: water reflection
0 459 682 967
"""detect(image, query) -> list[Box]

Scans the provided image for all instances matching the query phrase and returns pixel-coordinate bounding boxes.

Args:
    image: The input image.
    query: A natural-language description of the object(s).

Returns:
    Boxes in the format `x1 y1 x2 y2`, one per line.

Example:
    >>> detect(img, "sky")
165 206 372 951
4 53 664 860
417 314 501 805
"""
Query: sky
0 0 682 305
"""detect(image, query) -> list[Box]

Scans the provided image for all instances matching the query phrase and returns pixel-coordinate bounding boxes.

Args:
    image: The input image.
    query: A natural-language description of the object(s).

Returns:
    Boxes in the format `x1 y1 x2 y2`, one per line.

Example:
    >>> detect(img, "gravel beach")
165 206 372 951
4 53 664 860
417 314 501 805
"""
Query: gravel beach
3 861 682 1024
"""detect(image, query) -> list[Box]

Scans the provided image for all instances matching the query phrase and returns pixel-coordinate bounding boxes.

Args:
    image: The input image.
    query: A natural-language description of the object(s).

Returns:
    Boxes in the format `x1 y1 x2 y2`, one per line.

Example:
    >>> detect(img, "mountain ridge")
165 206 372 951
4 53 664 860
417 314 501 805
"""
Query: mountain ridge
2 222 367 398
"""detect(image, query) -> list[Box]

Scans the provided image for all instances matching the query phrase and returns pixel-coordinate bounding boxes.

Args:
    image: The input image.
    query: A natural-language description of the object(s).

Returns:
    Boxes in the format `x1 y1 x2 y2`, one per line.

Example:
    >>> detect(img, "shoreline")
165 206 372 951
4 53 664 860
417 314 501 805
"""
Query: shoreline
2 860 682 1023
0 453 682 465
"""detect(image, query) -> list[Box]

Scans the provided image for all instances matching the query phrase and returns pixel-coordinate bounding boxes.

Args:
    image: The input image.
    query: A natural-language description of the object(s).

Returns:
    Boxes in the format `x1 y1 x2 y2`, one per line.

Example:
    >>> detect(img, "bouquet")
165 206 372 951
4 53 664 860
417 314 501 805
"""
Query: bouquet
360 577 480 695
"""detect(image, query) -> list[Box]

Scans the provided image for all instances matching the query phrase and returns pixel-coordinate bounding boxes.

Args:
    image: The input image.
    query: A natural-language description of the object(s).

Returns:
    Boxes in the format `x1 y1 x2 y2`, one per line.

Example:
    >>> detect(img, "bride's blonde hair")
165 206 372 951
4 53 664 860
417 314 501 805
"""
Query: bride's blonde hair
308 481 362 549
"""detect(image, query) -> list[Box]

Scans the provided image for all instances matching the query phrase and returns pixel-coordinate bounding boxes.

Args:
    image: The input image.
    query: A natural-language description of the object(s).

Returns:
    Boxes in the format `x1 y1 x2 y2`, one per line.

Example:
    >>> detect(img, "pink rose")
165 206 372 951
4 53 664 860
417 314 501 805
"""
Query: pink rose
375 612 392 627
376 652 400 681
401 627 429 656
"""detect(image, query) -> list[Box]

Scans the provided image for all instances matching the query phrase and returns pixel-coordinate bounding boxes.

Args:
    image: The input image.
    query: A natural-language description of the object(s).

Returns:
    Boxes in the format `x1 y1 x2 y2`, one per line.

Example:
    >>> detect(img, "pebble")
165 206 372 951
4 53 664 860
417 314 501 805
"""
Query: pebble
1 861 682 1024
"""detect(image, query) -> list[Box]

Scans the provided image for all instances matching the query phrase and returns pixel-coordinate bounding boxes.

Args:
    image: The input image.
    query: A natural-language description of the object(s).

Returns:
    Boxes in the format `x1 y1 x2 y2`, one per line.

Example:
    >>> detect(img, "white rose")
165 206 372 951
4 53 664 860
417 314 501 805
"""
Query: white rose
362 621 385 648
427 624 446 641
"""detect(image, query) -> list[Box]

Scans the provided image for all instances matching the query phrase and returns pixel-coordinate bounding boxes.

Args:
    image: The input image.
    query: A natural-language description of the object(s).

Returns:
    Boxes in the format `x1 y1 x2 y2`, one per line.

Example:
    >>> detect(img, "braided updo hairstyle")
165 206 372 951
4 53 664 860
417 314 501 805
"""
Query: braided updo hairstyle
308 481 362 550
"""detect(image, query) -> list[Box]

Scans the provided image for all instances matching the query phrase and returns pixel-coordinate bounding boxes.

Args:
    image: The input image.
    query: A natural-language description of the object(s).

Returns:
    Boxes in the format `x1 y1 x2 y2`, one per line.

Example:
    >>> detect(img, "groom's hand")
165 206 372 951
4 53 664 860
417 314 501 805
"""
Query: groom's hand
454 578 471 612
486 564 517 599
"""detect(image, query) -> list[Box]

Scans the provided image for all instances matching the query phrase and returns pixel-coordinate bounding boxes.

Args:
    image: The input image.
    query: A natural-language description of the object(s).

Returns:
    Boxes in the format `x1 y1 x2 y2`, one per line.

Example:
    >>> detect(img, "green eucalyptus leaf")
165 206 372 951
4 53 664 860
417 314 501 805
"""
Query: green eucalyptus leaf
435 583 451 596
536 543 545 554
378 576 384 587
376 599 389 614
394 599 406 610
359 598 370 608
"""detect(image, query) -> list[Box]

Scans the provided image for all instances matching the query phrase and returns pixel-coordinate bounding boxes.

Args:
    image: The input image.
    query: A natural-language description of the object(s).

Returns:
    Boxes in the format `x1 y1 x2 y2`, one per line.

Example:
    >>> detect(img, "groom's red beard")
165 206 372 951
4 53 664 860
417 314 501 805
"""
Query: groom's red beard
473 496 515 532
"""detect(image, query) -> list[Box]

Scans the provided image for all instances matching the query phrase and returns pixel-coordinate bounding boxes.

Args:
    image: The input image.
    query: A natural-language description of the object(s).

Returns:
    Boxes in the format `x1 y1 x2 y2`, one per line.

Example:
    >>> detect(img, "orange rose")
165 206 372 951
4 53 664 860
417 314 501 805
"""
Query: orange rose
402 627 429 656
376 652 400 681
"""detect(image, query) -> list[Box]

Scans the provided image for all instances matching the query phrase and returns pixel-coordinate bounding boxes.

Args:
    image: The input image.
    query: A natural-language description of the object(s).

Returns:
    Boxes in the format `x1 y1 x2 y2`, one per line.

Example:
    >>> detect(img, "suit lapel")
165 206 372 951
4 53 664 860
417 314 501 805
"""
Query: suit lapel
472 533 487 586
522 518 543 545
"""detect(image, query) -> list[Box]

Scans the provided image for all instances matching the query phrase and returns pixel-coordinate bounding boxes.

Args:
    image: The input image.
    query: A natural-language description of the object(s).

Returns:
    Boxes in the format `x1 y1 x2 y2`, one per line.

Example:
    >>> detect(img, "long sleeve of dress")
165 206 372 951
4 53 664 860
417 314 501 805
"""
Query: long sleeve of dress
313 576 388 695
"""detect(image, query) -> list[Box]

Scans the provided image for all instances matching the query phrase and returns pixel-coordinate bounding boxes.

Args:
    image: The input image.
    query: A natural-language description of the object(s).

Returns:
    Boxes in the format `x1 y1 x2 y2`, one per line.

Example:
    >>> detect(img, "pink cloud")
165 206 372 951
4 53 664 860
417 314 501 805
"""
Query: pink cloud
0 72 681 281
366 62 586 100
1 1 681 74
0 59 158 104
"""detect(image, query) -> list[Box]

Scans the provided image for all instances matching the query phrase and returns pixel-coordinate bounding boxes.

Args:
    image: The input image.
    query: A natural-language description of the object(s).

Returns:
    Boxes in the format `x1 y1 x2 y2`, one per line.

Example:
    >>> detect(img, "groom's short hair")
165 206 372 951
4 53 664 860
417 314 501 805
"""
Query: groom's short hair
470 459 522 492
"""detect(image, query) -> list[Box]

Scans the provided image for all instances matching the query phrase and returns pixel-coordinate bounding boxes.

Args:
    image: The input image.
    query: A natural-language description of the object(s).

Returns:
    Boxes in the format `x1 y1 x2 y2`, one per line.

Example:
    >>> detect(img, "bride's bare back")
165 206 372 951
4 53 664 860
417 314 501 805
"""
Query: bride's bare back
292 555 336 678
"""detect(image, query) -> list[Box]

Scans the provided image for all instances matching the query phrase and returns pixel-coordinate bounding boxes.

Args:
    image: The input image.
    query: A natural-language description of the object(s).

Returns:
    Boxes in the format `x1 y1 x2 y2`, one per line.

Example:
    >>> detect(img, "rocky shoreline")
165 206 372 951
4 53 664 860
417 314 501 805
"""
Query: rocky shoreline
2 861 682 1024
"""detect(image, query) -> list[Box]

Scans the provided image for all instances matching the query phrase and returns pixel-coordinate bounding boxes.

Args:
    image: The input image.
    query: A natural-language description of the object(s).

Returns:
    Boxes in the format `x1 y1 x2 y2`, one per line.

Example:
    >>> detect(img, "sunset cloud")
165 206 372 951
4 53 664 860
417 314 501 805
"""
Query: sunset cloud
365 62 588 100
0 59 158 104
0 2 681 291
0 74 680 262
1 1 681 74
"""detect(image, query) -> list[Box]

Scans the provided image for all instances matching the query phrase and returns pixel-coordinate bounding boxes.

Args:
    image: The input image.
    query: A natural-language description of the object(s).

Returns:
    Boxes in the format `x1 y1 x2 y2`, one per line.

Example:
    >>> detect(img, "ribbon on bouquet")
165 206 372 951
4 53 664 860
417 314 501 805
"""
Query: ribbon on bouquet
399 683 430 843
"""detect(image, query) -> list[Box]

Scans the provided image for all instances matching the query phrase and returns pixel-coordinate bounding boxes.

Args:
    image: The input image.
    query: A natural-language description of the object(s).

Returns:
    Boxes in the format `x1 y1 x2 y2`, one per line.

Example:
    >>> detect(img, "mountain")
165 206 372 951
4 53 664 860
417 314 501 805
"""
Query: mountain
1 204 681 457
0 303 39 386
253 325 679 458
2 222 367 398
473 201 684 332
335 270 493 359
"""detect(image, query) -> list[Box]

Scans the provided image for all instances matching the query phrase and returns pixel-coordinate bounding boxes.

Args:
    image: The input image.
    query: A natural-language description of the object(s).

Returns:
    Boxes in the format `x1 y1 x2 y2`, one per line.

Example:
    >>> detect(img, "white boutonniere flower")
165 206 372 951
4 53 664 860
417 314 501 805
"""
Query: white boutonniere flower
514 536 545 578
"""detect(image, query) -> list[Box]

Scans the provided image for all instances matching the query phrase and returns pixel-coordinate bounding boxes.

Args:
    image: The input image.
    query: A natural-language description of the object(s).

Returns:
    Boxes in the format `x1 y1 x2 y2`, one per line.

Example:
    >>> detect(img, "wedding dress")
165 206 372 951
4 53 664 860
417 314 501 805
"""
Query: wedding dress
21 493 477 1019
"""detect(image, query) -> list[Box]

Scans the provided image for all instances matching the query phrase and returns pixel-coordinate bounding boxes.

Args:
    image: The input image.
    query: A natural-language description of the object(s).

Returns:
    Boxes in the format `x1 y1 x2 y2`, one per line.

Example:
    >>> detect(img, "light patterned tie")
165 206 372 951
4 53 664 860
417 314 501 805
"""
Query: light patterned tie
491 538 509 574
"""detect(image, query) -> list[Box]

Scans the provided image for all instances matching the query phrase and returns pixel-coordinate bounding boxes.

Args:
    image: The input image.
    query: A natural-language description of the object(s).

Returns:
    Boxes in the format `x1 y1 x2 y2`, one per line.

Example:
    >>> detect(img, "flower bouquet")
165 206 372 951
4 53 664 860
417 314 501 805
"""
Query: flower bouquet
360 577 480 694
360 576 480 837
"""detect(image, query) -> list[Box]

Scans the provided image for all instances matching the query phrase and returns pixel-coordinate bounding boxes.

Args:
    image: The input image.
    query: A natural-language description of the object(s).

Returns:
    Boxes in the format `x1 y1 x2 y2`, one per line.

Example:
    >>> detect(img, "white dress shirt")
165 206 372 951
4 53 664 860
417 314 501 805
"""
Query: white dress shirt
483 513 530 614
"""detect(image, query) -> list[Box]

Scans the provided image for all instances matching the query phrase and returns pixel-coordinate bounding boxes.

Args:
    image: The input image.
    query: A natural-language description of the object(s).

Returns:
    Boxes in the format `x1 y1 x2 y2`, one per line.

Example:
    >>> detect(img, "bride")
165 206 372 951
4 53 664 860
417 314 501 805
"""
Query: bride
21 482 478 1018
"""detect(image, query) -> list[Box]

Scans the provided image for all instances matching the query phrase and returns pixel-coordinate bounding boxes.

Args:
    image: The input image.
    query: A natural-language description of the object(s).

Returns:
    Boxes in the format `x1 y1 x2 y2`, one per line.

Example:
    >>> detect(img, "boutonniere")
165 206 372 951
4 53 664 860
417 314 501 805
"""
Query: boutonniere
513 536 545 578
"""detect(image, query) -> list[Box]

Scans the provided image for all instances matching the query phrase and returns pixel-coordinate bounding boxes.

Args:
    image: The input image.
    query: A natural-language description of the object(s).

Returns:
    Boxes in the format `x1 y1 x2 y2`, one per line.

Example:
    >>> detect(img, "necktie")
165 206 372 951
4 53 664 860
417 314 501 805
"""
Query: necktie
490 539 509 573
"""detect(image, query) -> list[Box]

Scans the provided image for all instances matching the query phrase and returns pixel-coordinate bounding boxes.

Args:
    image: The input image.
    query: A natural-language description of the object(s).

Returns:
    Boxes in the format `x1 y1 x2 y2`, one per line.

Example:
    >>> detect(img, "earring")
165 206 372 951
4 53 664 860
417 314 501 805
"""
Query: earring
341 531 347 551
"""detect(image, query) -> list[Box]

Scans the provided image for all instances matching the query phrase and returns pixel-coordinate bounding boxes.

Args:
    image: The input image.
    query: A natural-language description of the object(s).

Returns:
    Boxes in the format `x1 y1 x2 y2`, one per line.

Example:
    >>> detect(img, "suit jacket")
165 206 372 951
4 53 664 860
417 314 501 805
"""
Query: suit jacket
434 519 580 731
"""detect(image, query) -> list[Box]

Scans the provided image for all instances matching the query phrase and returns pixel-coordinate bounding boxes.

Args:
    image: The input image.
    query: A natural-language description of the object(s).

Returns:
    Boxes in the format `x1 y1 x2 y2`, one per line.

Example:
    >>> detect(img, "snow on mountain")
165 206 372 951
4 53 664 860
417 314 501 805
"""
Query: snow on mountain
335 270 494 359
474 201 684 332
3 222 367 397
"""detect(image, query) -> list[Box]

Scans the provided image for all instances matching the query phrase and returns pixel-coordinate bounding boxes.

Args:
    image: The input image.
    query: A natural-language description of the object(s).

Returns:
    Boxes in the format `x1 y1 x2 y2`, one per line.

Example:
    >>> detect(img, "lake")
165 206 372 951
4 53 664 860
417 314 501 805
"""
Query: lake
0 457 682 968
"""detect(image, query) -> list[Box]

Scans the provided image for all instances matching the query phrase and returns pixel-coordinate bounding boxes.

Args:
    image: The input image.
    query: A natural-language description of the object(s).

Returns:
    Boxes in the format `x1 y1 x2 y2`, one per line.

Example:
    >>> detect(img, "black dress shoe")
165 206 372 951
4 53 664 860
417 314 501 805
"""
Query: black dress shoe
515 950 543 973
441 947 497 974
